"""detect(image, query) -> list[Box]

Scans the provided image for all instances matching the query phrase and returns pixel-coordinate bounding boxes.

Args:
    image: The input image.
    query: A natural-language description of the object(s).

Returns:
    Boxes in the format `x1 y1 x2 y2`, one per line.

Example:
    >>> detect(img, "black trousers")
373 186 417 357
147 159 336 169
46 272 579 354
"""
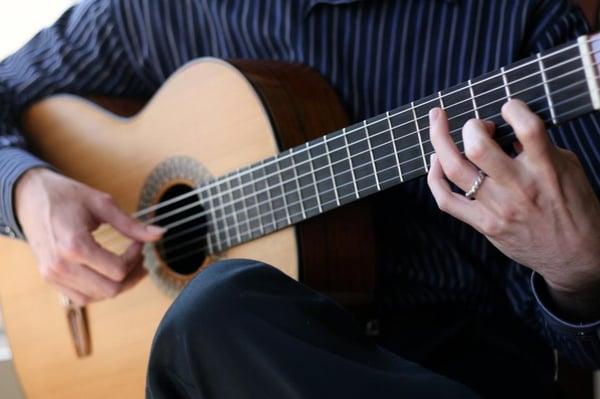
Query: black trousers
146 259 481 398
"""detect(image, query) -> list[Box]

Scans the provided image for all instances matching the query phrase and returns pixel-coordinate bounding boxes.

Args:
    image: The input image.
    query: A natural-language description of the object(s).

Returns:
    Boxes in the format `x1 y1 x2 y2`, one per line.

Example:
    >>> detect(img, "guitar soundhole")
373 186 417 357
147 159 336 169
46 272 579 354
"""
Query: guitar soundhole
154 183 207 275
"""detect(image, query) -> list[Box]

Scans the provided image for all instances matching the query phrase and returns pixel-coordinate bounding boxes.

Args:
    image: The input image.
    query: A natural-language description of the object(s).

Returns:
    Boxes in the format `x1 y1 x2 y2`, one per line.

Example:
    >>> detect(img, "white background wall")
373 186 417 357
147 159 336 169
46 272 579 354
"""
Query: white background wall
0 0 75 59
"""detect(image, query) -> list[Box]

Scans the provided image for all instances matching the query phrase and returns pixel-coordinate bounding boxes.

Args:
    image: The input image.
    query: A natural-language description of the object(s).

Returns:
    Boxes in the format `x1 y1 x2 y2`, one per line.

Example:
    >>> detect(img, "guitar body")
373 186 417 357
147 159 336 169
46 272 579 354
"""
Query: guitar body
0 59 375 398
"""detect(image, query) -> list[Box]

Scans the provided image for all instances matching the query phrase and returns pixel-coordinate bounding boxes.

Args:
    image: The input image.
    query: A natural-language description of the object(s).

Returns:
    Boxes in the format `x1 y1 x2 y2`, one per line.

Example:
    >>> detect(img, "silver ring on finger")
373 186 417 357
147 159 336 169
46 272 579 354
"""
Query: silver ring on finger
465 170 486 200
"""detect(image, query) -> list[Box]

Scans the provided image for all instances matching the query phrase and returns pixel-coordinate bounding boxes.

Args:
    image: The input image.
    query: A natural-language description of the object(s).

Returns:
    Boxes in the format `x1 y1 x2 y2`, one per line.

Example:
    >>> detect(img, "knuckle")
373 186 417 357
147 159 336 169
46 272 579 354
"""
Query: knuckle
480 217 504 237
435 193 451 213
498 205 518 224
97 193 115 208
52 261 69 276
61 235 85 257
520 117 544 139
120 218 137 233
40 264 56 282
427 170 434 184
519 177 539 201
113 267 128 282
41 259 67 281
464 118 482 131
445 160 464 181
104 284 120 299
560 149 580 165
465 138 486 162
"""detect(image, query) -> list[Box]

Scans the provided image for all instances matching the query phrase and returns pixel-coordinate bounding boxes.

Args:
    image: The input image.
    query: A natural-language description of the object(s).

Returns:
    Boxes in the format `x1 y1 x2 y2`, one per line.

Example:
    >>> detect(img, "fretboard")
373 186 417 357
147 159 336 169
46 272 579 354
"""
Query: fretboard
198 36 599 254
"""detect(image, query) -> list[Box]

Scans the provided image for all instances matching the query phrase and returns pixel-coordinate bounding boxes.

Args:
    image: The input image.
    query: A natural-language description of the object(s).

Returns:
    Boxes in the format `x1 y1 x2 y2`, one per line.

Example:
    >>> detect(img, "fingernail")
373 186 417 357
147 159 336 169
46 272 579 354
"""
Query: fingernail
429 154 436 165
146 225 166 235
429 108 440 121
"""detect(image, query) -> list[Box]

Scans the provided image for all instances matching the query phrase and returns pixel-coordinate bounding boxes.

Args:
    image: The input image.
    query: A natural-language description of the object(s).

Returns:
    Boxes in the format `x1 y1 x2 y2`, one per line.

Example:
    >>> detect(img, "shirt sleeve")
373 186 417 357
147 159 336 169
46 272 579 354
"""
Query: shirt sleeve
0 0 152 240
505 0 600 370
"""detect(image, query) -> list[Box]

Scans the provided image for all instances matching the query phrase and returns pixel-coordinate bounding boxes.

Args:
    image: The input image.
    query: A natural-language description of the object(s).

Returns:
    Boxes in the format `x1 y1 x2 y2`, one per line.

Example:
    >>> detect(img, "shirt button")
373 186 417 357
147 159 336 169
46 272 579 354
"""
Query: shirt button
3 226 15 238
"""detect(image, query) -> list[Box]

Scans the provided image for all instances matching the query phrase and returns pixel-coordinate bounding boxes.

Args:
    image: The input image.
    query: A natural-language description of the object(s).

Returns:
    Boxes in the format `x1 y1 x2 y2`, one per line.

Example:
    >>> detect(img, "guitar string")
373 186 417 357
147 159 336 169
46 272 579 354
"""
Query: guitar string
157 81 592 249
98 54 588 240
153 89 594 263
162 94 593 266
97 63 593 246
123 40 585 221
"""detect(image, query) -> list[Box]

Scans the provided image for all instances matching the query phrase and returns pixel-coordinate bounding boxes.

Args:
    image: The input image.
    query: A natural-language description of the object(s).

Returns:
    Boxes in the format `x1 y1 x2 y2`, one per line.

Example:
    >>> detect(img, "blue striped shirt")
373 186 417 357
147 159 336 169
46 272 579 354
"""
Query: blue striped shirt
0 0 598 373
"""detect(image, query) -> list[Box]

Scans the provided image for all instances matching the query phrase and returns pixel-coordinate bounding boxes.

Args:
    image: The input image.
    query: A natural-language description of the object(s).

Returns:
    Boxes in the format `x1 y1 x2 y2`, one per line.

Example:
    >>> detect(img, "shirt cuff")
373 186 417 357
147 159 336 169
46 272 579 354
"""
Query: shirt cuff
530 271 600 338
0 147 52 240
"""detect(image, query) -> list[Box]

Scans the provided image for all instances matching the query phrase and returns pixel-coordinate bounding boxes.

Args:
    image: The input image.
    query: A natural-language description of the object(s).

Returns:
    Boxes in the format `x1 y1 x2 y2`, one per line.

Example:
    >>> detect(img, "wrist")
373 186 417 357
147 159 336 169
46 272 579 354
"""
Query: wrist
14 167 55 223
544 276 600 322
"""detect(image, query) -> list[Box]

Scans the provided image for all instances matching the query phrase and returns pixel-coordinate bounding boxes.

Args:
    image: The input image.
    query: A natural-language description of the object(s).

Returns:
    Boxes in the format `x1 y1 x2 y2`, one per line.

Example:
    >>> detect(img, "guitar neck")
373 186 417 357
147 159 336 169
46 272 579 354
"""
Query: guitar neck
199 35 600 254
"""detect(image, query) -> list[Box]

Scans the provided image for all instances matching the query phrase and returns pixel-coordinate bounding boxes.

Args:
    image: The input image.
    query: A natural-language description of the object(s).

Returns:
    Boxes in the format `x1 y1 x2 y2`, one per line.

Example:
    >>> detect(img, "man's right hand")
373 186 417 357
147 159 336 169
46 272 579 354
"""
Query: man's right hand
14 168 165 306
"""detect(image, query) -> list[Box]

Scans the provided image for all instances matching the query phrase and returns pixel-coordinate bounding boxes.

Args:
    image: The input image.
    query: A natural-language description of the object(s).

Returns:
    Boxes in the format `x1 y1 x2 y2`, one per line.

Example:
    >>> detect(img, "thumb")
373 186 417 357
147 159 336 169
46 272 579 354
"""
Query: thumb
91 195 165 242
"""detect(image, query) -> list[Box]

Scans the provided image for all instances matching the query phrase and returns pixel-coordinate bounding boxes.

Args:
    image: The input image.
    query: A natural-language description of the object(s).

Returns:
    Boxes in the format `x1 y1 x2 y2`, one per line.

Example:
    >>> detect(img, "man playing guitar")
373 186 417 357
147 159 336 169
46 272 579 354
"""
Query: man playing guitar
0 0 599 397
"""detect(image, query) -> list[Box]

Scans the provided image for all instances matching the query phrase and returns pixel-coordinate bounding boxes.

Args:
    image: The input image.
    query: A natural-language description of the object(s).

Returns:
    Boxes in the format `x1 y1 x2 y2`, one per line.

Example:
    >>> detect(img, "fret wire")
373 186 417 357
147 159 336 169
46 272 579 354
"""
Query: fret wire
235 173 252 239
123 71 594 245
501 66 511 100
306 142 323 213
342 127 360 199
220 184 233 249
386 111 403 182
364 120 381 190
208 190 220 253
290 147 307 219
250 168 266 236
260 163 278 230
468 79 480 119
411 101 429 172
275 159 292 225
203 189 217 253
214 183 231 250
255 192 265 235
225 174 242 244
324 137 341 205
537 53 558 124
159 89 594 253
438 90 445 108
131 41 587 222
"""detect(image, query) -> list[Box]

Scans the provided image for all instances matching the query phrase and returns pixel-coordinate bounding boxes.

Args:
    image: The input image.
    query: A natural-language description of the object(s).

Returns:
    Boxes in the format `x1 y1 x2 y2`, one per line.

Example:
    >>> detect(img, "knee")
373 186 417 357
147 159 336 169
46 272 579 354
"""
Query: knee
153 259 274 341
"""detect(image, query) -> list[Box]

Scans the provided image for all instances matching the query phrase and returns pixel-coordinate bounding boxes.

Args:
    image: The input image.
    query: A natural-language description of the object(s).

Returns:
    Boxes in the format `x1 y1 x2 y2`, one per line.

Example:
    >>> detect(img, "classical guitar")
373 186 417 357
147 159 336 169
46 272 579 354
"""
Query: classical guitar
1 34 599 399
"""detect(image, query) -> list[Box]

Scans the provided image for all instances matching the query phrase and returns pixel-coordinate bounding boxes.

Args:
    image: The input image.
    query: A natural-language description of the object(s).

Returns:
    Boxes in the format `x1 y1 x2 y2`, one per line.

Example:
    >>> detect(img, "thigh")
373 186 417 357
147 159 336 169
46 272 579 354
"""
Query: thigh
146 259 480 399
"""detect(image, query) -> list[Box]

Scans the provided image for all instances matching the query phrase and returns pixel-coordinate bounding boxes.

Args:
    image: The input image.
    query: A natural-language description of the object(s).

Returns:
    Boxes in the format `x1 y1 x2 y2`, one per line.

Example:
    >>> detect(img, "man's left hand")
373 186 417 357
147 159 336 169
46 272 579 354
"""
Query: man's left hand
427 99 600 320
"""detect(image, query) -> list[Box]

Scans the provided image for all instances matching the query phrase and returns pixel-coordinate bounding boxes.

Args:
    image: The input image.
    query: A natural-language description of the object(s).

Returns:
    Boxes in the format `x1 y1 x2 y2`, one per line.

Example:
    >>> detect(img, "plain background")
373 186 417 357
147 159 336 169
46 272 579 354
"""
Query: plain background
0 0 598 398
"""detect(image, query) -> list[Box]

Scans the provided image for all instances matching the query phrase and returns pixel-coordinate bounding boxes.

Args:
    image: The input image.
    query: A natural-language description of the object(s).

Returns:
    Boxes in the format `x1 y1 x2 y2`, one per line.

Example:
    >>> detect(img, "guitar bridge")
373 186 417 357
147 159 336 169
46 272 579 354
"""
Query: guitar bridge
61 296 92 357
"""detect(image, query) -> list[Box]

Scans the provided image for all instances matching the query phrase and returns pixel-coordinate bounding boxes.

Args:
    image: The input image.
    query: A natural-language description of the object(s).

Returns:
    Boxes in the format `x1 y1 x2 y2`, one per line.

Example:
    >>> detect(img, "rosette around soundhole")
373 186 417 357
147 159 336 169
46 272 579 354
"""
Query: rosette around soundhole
138 156 215 297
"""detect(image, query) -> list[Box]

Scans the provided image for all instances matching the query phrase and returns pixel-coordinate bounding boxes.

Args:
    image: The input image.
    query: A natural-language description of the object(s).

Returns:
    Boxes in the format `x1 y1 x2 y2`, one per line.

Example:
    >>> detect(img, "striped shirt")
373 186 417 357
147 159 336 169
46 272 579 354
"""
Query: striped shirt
0 0 598 375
